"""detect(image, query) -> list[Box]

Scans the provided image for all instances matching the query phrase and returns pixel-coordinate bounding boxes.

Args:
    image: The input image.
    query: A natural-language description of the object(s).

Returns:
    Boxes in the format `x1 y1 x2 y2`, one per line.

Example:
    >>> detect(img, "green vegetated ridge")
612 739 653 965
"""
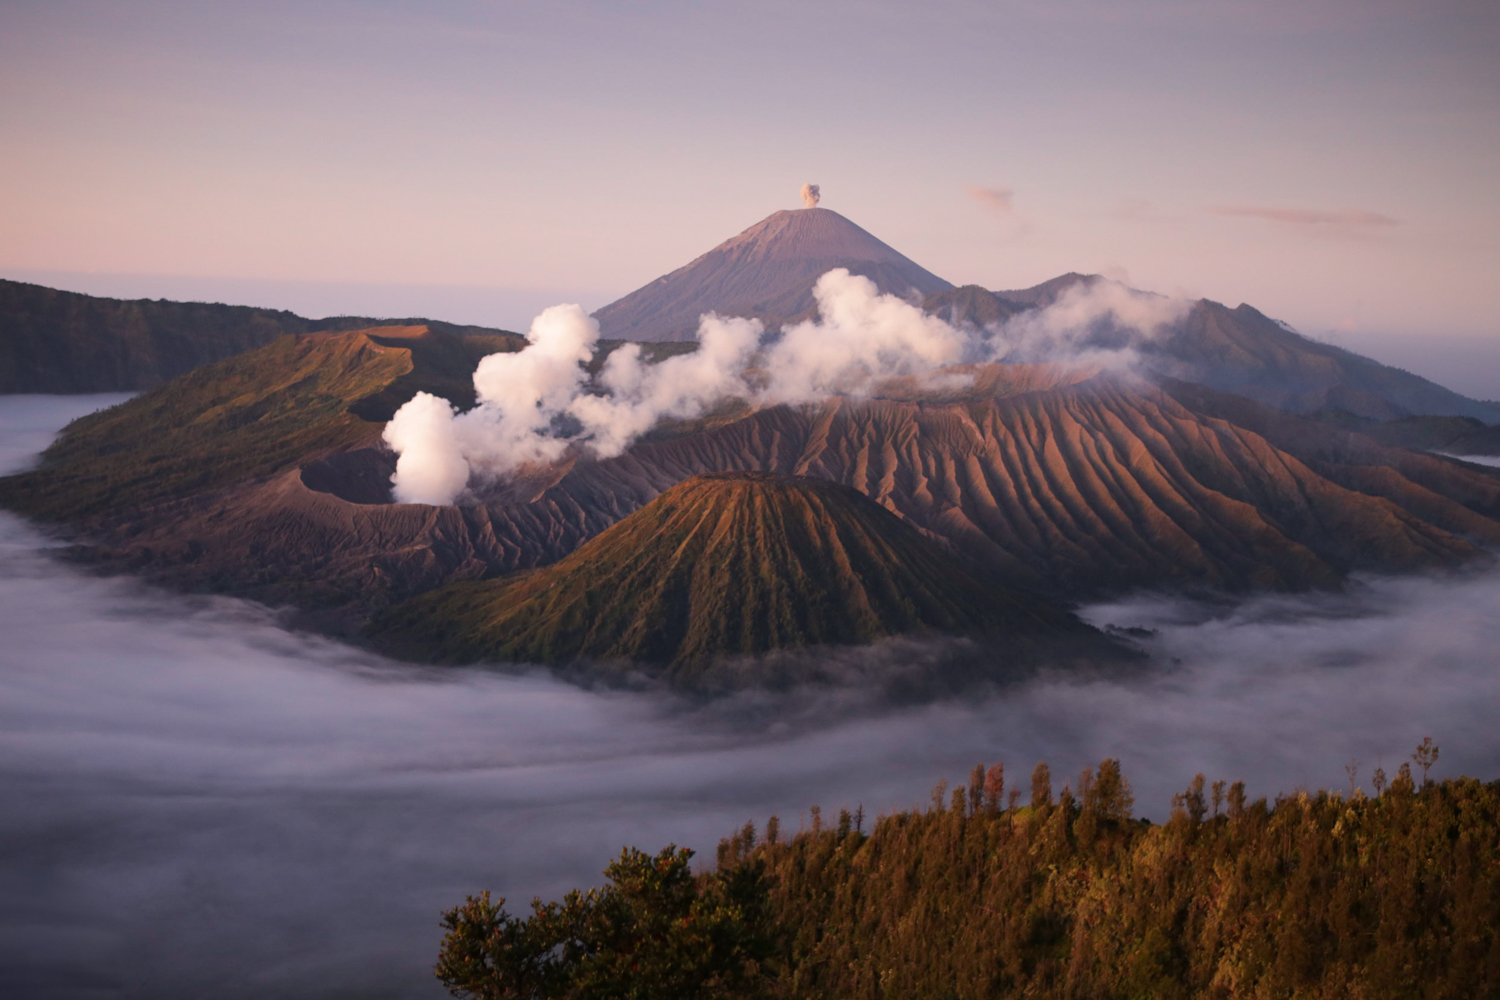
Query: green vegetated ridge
438 753 1500 1000
369 472 1104 681
0 325 520 521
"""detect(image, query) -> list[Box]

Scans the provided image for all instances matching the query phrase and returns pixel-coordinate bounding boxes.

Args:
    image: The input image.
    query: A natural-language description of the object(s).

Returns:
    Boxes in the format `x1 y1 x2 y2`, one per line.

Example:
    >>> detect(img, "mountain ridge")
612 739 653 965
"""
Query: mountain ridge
0 277 524 393
925 278 1500 423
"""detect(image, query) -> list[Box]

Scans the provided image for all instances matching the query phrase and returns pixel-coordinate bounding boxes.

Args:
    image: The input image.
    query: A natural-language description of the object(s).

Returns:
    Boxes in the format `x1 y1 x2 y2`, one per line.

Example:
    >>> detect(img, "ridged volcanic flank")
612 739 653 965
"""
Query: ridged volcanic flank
592 207 953 342
370 471 1090 679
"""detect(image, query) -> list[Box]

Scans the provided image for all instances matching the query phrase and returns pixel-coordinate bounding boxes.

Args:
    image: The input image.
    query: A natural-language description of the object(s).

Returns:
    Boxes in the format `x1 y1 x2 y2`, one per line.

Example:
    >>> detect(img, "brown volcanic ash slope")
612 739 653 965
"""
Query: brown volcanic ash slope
592 207 953 342
370 473 1104 680
943 275 1500 423
19 344 1500 635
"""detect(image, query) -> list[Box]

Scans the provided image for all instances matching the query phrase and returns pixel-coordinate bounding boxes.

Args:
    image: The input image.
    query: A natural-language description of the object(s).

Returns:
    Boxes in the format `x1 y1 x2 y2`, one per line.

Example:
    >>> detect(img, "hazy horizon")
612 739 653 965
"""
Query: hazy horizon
3 0 1497 356
9 261 1500 402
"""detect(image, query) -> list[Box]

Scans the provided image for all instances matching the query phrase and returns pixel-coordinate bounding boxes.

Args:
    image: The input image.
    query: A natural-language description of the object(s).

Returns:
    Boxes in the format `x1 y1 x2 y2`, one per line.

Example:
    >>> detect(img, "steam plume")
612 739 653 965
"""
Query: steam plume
382 271 1187 505
801 183 820 209
760 269 966 404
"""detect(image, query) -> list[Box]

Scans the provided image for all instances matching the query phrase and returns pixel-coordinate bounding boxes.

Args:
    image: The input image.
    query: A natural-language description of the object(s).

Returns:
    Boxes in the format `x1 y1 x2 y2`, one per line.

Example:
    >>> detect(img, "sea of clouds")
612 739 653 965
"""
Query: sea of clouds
3 395 1498 998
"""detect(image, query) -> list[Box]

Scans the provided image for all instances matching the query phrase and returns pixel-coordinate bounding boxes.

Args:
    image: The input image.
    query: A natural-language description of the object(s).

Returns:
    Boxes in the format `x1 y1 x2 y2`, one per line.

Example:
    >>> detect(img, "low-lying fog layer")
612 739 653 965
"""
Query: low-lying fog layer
3 395 1498 999
1440 451 1500 468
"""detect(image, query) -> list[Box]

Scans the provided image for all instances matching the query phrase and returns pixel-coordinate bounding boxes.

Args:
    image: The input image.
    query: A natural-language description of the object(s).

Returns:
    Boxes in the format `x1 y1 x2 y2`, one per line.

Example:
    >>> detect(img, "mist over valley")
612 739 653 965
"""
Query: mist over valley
2 395 1498 996
2 82 1499 993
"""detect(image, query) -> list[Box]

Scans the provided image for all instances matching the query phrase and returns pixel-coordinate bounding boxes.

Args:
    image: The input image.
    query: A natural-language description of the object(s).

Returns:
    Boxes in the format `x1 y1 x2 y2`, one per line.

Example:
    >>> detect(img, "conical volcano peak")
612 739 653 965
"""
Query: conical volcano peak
709 207 921 268
592 204 953 342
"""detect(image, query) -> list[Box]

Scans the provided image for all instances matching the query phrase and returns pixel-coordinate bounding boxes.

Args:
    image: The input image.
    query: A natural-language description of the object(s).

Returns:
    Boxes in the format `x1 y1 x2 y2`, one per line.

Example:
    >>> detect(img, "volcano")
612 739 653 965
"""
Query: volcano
592 206 953 342
369 471 1107 683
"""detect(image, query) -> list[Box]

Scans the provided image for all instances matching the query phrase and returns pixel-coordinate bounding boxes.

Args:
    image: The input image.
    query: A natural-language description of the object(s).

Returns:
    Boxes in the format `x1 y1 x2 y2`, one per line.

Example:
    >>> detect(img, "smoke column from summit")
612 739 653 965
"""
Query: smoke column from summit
801 183 821 208
383 272 1186 505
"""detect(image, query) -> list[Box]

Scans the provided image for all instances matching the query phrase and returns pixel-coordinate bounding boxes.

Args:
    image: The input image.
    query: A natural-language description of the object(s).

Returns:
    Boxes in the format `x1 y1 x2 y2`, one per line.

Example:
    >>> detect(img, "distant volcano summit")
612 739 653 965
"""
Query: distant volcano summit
592 206 953 342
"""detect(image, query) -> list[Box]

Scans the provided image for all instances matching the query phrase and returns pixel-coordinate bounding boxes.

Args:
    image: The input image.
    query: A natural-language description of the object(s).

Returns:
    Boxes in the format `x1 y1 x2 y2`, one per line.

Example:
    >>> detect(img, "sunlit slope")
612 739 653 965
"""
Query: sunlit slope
371 472 1095 674
176 370 1495 620
544 371 1498 596
0 325 519 519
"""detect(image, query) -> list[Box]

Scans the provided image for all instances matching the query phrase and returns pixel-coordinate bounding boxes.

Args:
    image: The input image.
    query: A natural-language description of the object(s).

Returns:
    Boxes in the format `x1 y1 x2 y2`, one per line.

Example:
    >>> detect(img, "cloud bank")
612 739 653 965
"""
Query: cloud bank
2 396 1497 998
383 270 1188 505
4 505 1499 999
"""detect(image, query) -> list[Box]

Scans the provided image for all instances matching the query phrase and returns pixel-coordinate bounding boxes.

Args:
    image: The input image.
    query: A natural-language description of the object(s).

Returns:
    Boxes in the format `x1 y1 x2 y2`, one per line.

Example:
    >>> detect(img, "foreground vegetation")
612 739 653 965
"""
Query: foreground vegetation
439 746 1500 999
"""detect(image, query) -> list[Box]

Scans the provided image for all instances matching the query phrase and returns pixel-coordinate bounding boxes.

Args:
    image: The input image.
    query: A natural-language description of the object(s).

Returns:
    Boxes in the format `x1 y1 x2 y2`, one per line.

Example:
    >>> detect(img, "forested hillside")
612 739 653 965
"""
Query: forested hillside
437 749 1500 999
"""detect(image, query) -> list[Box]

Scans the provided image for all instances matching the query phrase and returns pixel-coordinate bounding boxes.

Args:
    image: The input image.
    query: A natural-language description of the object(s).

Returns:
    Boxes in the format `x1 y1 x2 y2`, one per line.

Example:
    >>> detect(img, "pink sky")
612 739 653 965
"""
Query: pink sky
2 1 1497 364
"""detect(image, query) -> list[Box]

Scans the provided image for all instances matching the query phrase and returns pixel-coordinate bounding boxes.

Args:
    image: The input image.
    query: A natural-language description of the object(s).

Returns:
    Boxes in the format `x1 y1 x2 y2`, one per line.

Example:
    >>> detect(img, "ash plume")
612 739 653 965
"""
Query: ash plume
383 271 1188 506
800 183 820 209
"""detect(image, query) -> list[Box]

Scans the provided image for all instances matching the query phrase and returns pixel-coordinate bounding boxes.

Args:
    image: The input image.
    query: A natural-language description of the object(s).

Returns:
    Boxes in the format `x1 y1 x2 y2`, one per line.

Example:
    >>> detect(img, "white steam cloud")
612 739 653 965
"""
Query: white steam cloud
383 270 1189 505
994 280 1189 368
759 269 966 404
801 183 820 209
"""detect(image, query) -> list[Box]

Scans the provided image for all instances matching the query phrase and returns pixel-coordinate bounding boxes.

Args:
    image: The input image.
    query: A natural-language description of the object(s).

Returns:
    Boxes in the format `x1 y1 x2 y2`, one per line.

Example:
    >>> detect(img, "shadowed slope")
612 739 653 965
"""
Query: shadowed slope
371 472 1097 678
592 208 952 342
1148 300 1500 421
0 277 524 394
970 274 1500 422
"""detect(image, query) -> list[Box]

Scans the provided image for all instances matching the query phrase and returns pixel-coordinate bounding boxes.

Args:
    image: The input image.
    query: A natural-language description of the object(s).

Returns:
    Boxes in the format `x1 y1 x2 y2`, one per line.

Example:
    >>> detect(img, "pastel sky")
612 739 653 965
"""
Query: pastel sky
2 1 1497 369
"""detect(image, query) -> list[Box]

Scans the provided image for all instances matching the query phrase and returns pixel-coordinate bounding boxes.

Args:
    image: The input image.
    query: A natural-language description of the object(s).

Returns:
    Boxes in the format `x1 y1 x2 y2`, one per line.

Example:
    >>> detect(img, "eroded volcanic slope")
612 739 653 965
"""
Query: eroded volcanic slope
5 327 1498 646
370 472 1104 681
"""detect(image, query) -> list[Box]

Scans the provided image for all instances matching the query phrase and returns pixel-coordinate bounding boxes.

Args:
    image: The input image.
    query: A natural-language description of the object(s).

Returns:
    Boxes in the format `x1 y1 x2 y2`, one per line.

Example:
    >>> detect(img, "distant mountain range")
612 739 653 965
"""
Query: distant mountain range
3 203 1499 686
928 275 1500 423
0 278 523 394
5 211 1497 426
587 212 1500 423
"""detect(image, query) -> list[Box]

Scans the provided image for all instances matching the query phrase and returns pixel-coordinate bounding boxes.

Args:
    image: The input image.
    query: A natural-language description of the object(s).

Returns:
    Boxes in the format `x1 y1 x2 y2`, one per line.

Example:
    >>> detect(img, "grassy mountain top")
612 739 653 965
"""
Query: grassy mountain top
369 471 1101 682
0 325 520 521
